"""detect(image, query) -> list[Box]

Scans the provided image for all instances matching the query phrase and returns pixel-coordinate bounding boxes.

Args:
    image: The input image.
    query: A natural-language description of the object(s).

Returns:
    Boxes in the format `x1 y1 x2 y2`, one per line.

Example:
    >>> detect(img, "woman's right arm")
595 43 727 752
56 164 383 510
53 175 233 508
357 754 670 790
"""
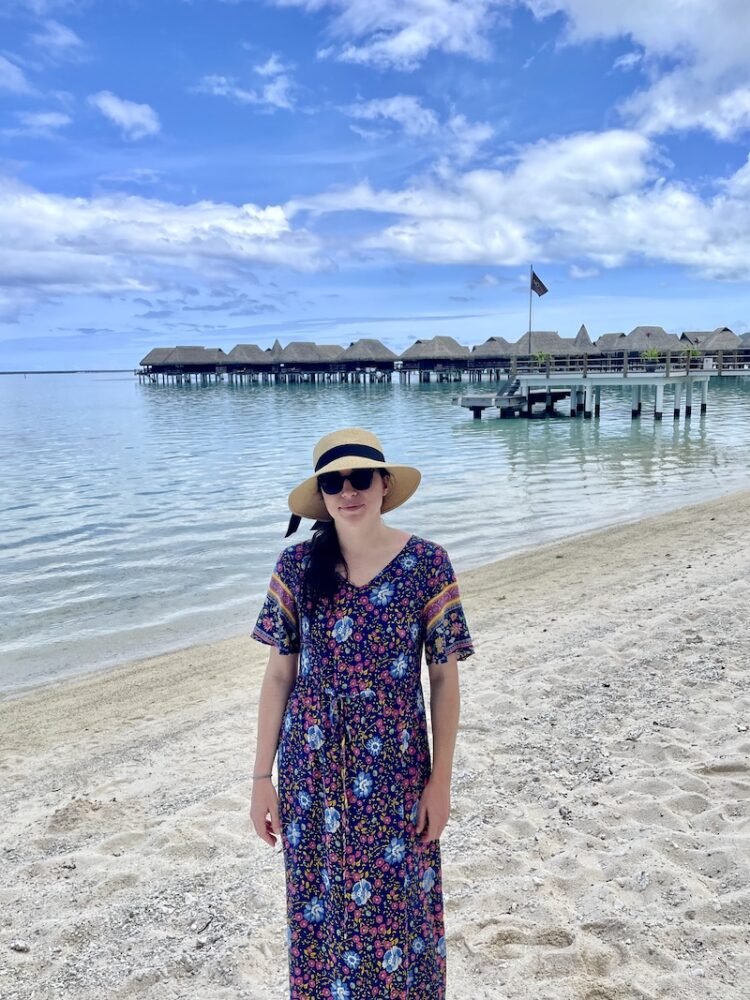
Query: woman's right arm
250 647 298 846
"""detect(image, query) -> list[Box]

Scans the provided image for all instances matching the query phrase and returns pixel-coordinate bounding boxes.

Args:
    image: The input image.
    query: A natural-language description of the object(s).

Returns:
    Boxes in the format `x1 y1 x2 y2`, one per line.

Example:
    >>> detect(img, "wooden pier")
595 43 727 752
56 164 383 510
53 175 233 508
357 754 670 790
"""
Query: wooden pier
454 366 713 421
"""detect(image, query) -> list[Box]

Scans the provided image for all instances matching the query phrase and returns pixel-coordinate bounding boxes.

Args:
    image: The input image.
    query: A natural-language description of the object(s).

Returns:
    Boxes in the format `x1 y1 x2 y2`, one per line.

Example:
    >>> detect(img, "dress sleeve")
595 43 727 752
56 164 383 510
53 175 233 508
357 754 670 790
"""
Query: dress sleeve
421 546 474 666
252 547 300 654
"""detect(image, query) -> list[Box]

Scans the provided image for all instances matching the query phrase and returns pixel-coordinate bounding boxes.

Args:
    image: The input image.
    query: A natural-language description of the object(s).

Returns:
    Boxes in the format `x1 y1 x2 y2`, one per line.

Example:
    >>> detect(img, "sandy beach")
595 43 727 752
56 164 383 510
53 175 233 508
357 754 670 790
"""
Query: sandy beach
1 492 749 1000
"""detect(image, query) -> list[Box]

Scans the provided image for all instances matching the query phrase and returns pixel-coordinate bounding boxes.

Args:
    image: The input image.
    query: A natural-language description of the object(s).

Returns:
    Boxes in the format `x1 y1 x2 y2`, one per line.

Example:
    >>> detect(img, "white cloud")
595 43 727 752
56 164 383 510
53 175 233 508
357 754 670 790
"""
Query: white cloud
3 110 72 138
612 51 640 72
569 264 599 279
524 0 750 139
196 54 295 112
271 0 507 70
0 54 32 94
0 176 324 308
288 129 750 279
31 19 84 58
345 95 439 136
89 91 160 140
344 96 493 162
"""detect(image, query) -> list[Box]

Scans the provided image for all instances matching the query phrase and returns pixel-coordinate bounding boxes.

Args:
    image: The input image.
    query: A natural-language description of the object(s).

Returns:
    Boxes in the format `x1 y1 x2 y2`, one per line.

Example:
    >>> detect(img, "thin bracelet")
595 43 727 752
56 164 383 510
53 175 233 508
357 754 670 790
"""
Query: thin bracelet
251 772 273 780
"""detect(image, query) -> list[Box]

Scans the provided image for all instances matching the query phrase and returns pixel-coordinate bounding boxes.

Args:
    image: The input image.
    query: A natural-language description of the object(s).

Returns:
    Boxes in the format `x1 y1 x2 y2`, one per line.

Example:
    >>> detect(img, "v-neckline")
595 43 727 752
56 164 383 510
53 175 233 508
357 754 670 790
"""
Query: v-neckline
335 534 416 591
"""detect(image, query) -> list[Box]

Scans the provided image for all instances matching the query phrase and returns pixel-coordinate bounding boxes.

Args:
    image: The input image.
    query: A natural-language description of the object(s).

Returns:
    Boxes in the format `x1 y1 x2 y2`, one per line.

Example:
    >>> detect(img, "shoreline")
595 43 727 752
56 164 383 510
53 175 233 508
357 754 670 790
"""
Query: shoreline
4 483 748 706
2 489 749 998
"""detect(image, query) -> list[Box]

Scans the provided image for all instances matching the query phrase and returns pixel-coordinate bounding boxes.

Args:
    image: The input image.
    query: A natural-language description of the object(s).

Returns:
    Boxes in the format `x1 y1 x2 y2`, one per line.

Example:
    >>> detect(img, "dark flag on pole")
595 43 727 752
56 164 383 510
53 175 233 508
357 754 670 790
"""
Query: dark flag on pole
531 270 548 297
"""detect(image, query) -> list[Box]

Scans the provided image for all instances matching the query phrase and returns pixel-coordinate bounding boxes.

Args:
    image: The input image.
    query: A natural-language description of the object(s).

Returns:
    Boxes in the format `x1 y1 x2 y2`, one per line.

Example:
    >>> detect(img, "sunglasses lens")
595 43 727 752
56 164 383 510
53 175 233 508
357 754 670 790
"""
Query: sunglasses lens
318 469 376 494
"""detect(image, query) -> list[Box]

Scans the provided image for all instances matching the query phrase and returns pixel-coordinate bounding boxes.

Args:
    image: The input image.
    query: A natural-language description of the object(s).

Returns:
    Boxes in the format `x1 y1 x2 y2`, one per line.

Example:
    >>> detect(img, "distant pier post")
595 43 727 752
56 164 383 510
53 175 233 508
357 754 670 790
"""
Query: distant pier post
594 385 601 417
631 385 640 419
584 384 594 419
654 383 664 421
673 383 682 420
701 380 708 414
569 386 577 418
685 381 693 417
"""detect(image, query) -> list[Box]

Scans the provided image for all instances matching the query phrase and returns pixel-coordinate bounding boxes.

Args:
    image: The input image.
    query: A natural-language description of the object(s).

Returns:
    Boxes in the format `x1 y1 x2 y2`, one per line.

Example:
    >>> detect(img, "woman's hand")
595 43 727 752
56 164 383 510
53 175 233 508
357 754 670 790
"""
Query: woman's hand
250 778 281 847
415 776 451 843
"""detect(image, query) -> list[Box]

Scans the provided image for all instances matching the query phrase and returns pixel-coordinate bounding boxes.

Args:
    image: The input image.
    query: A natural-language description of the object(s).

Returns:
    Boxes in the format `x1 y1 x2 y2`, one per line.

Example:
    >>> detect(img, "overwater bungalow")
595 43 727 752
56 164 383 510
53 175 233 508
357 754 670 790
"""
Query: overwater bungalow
139 346 228 383
681 328 742 352
507 331 577 357
400 336 471 381
337 339 398 380
573 324 599 355
595 332 626 354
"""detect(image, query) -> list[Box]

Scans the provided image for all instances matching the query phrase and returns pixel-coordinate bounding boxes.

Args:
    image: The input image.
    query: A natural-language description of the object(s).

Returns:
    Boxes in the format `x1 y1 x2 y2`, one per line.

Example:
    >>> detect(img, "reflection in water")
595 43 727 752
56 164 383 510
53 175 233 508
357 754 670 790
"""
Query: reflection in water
1 374 750 690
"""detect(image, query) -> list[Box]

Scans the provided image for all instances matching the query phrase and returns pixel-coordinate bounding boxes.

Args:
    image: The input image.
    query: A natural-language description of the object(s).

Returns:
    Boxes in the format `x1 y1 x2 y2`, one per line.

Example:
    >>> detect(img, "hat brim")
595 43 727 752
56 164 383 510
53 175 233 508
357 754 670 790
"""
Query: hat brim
288 459 421 522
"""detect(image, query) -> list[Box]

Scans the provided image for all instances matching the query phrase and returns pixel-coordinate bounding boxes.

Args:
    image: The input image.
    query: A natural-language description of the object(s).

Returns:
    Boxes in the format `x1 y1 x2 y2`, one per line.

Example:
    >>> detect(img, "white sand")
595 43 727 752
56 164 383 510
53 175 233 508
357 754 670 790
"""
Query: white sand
1 493 749 999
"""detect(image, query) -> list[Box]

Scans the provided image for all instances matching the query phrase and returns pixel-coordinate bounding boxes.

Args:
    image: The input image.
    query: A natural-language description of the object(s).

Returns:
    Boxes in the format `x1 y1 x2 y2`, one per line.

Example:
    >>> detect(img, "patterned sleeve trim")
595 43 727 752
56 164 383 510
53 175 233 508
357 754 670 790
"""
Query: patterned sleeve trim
268 571 297 626
251 548 301 653
424 581 462 634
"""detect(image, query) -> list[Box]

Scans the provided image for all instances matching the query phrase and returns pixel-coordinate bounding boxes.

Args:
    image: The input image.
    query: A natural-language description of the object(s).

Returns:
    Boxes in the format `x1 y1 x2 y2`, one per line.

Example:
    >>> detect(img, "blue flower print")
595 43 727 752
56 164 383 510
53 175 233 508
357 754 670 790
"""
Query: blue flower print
351 879 372 906
301 614 310 636
407 967 415 988
390 653 408 679
343 950 360 970
332 616 354 643
306 725 324 750
410 620 420 642
421 867 436 892
384 837 406 864
382 946 403 973
330 980 350 1000
366 736 382 756
321 869 331 892
437 935 447 958
300 648 311 677
400 728 410 752
286 820 301 848
298 790 312 810
304 897 325 924
371 581 395 607
286 926 292 949
283 712 292 733
410 801 419 824
412 936 426 955
400 552 417 570
352 772 373 799
324 806 341 833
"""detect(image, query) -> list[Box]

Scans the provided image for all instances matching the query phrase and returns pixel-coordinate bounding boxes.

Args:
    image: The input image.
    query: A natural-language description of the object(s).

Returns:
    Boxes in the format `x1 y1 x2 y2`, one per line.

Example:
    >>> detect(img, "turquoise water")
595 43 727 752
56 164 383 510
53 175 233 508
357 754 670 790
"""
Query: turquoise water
2 372 750 693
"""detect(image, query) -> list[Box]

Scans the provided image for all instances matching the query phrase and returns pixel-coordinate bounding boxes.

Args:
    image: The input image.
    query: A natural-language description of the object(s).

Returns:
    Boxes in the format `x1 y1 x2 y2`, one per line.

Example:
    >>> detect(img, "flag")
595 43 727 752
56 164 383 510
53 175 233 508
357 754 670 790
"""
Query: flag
530 270 548 297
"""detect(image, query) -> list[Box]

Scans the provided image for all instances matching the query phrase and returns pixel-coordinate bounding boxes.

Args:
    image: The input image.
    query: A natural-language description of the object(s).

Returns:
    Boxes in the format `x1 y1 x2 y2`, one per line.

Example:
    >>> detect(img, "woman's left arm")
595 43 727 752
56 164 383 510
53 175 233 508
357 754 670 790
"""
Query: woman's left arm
416 654 461 843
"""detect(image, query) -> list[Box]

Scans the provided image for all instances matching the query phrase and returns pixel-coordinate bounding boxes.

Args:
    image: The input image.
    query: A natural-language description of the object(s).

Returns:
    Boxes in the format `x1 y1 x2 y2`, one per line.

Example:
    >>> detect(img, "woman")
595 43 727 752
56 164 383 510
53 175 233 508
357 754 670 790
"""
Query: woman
250 428 473 999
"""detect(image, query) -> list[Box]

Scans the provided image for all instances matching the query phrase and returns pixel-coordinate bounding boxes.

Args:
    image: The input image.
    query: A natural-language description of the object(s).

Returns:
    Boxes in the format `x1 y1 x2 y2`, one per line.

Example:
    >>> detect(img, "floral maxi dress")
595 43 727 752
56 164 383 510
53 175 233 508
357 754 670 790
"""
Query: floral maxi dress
253 534 474 1000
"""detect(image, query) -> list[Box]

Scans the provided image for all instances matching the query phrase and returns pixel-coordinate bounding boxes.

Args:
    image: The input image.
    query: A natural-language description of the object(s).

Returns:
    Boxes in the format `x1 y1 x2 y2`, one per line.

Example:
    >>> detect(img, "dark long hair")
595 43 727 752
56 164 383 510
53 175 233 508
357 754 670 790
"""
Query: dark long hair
302 469 389 607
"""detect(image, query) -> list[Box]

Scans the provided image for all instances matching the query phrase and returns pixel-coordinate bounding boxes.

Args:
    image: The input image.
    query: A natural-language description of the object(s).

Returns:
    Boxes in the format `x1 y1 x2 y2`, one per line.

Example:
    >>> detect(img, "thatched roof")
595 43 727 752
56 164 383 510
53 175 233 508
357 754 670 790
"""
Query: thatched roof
623 326 680 351
339 338 398 362
471 336 514 359
701 328 742 351
400 336 470 361
279 341 322 363
508 331 575 356
740 332 750 346
681 332 709 346
167 346 228 366
140 348 174 366
266 339 284 362
226 343 270 365
596 332 626 352
316 344 346 361
573 324 599 354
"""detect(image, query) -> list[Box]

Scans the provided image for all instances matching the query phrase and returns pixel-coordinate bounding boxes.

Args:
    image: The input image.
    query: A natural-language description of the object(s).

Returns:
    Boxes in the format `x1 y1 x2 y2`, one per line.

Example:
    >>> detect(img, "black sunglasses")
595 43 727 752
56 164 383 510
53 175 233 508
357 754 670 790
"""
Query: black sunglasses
318 468 377 495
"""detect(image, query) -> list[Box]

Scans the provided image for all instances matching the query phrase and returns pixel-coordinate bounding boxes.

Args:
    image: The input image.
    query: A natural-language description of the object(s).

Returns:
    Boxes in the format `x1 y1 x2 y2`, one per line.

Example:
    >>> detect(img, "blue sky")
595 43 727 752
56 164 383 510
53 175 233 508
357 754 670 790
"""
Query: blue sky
1 0 749 369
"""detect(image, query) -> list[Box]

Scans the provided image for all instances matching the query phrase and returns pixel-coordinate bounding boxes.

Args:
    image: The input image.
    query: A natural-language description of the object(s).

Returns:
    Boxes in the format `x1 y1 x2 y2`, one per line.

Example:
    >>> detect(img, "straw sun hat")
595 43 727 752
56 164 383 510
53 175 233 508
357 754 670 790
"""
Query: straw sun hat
285 428 421 536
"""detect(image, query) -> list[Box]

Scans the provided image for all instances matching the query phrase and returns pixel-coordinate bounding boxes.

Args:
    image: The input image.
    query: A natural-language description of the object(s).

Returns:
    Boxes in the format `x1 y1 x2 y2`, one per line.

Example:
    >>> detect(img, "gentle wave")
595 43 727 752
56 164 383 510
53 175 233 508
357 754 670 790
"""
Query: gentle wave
2 373 750 691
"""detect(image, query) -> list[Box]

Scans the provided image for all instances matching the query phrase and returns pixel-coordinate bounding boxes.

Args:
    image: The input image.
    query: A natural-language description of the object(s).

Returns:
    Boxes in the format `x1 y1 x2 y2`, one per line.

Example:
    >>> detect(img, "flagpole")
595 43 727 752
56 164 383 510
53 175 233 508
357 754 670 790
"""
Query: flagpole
528 264 533 359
